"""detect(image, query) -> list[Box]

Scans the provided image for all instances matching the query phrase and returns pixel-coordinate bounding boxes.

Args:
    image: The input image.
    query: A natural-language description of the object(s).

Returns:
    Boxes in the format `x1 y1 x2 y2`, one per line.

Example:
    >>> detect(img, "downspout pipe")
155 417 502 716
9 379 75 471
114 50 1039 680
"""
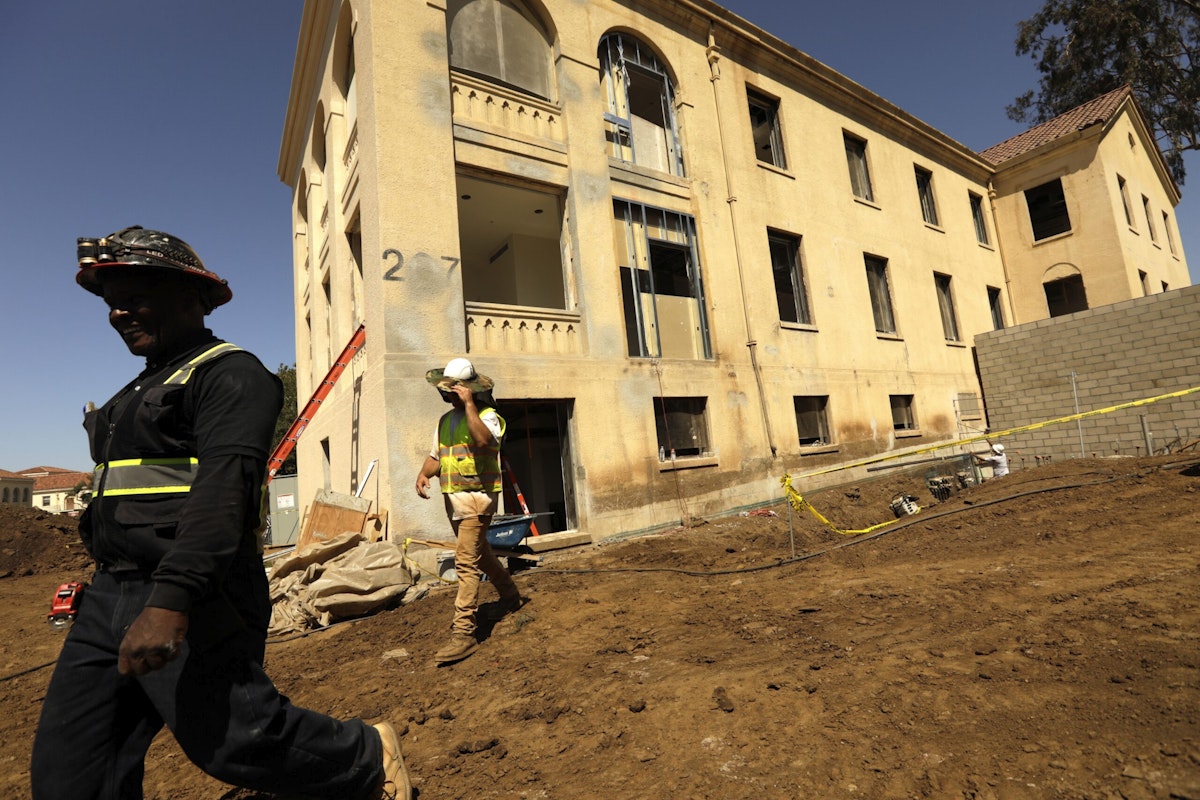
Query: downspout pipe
706 23 778 458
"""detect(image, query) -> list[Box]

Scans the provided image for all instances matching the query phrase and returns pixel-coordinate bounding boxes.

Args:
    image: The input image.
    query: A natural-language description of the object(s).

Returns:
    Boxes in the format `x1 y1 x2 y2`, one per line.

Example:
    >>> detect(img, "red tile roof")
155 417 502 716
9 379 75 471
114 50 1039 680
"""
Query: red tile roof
0 469 33 480
979 85 1131 165
30 472 91 492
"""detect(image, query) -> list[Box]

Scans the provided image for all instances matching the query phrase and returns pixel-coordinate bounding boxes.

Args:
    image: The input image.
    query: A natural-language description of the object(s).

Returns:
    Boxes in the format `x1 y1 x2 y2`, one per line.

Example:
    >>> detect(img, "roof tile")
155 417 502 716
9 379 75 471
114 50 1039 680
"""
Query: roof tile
979 85 1131 165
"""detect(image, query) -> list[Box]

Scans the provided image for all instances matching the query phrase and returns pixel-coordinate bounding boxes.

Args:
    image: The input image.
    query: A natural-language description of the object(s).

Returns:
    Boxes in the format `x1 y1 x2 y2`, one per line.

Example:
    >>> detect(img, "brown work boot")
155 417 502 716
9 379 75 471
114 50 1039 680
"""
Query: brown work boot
485 594 527 621
434 633 478 665
370 722 412 800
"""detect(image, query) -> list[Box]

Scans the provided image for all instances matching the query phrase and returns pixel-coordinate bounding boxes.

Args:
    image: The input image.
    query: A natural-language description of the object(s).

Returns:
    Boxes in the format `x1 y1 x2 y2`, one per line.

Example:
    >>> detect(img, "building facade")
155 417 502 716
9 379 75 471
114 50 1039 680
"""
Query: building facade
277 0 1189 542
0 470 34 506
20 467 92 515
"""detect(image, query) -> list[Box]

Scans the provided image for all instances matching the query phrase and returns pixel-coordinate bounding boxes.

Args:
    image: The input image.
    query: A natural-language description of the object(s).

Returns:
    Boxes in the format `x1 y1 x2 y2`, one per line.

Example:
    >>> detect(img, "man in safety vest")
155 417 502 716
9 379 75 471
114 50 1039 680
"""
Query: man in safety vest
31 226 410 800
416 358 525 665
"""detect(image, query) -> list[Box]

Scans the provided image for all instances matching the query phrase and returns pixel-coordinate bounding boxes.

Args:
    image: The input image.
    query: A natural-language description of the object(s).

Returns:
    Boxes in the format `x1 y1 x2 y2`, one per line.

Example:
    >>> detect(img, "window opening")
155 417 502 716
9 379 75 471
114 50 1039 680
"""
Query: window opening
1025 178 1071 240
987 286 1005 330
844 133 873 201
1163 211 1177 254
915 167 939 226
448 0 552 100
748 89 786 169
794 396 830 446
600 34 685 176
1118 175 1134 227
457 174 566 308
864 254 895 334
615 200 711 359
1139 270 1150 296
934 272 959 341
769 232 810 325
1044 274 1088 317
499 399 576 532
655 397 710 458
970 192 989 245
1142 195 1158 242
889 395 917 431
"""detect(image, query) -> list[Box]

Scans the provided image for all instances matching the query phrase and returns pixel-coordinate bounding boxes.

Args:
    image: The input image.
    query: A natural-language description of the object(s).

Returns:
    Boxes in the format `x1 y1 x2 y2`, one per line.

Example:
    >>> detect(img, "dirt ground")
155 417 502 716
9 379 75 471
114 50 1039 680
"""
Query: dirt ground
2 454 1198 799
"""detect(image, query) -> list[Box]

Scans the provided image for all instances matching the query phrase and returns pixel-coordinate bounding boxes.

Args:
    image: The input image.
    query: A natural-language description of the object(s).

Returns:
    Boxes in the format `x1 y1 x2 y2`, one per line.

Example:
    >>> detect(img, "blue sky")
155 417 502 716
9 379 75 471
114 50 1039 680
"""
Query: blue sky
1 0 1195 473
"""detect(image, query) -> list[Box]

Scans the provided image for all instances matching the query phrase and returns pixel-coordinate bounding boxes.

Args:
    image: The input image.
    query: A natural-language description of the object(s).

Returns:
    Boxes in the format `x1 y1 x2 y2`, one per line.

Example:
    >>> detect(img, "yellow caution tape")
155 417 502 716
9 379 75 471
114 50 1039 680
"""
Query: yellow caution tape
780 383 1200 535
780 474 911 536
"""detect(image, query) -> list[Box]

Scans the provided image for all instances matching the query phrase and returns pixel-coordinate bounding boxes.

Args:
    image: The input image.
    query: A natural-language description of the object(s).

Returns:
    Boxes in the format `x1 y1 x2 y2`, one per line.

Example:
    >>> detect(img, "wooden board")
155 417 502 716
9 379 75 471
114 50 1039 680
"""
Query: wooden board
297 492 372 551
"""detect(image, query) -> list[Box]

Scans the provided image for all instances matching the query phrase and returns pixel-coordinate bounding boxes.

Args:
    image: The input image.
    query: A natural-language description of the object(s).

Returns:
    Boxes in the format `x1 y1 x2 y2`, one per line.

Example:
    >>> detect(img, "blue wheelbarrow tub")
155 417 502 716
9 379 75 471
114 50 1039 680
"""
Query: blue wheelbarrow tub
487 514 535 547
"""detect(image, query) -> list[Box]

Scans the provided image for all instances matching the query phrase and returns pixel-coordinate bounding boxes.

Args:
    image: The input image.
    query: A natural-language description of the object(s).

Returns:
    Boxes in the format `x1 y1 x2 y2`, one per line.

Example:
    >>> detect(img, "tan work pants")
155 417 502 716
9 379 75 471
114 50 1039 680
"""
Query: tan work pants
449 513 519 636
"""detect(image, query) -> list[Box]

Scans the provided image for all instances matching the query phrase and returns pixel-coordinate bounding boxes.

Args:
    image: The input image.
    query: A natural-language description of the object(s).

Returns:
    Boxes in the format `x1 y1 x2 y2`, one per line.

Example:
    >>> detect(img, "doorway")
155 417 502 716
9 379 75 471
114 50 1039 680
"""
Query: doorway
497 399 576 534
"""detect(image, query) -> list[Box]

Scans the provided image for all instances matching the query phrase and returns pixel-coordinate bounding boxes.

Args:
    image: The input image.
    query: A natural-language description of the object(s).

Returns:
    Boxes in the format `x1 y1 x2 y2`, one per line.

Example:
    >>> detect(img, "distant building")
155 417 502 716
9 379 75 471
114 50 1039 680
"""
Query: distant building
18 466 92 515
980 85 1185 321
0 469 35 506
277 0 1189 543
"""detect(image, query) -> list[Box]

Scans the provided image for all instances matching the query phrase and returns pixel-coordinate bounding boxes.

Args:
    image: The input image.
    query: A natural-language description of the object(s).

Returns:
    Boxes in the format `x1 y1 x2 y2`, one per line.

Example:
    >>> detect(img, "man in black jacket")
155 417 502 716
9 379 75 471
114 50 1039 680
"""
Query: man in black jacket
30 227 410 800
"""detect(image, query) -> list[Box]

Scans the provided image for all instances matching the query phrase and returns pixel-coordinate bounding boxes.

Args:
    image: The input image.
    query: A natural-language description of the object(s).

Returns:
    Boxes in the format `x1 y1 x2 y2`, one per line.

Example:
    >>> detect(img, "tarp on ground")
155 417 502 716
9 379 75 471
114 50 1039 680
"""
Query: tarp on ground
267 531 421 636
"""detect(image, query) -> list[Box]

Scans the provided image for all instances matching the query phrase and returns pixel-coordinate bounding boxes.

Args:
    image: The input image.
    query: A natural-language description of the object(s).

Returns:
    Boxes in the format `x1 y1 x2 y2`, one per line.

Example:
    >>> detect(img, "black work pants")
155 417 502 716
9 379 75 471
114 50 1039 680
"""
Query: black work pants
30 562 382 800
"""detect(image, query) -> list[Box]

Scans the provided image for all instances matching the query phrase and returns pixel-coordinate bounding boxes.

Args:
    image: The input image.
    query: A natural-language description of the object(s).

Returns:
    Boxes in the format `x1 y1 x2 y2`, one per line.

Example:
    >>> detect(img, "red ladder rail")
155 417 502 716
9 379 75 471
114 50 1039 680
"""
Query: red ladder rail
501 455 540 536
266 324 366 483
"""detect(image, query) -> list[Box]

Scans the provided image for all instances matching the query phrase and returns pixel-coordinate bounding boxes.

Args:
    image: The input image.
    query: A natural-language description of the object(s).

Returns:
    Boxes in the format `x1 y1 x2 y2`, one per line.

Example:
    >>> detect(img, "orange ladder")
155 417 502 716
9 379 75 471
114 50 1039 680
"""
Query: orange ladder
266 324 366 483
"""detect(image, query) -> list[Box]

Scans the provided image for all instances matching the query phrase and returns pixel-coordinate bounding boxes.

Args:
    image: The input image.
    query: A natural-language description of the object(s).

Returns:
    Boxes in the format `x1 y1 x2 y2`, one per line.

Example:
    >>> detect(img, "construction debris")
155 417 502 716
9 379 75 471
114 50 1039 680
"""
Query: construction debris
267 531 421 636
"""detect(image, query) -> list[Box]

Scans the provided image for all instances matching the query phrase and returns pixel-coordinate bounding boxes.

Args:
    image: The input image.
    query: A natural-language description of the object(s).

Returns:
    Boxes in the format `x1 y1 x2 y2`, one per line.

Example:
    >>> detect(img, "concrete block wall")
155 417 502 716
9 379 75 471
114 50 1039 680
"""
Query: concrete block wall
974 284 1200 467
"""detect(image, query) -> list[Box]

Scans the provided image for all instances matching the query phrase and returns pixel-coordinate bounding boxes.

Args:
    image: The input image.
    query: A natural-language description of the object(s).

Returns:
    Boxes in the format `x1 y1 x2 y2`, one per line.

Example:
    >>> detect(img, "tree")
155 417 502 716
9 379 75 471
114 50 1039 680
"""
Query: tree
271 363 299 476
1008 0 1200 184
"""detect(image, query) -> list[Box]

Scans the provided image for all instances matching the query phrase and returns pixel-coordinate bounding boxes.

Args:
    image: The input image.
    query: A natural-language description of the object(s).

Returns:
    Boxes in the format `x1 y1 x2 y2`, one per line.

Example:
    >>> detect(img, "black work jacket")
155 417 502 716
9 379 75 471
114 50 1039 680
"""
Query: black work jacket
80 331 282 612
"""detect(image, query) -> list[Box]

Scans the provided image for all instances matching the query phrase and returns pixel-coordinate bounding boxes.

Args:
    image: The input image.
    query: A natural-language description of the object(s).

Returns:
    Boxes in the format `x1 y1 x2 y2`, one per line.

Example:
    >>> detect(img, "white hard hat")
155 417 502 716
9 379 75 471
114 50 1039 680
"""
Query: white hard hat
425 357 494 392
992 443 1005 454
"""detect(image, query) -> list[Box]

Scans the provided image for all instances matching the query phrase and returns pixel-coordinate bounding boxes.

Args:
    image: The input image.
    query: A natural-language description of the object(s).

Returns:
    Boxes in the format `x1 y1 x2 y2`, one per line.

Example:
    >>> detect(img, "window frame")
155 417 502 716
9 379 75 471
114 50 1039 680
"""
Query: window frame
864 254 896 335
599 33 686 177
1044 274 1088 317
768 231 811 326
1142 195 1158 243
933 272 960 342
969 192 990 245
654 396 711 460
844 132 874 202
987 286 1005 331
915 166 939 226
889 394 918 432
747 87 787 170
1117 175 1135 228
614 199 712 360
447 0 554 101
794 395 831 447
1025 178 1072 241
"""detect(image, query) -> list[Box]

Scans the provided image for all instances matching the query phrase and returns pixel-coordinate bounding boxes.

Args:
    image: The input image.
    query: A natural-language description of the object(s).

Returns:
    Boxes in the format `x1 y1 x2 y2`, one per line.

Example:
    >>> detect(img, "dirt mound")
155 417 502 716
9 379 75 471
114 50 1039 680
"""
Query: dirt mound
2 456 1199 799
0 505 91 579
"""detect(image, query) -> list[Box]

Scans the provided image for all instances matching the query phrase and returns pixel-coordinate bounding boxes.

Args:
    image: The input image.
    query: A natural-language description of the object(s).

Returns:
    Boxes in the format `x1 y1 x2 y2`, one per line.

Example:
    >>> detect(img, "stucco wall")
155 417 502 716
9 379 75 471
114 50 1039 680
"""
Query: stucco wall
975 284 1200 465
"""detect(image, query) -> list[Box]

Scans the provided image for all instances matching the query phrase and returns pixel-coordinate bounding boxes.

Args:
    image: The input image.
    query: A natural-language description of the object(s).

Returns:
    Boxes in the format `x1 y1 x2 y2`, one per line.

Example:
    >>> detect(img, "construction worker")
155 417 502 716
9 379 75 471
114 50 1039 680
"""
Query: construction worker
416 358 525 665
31 227 410 800
975 442 1010 478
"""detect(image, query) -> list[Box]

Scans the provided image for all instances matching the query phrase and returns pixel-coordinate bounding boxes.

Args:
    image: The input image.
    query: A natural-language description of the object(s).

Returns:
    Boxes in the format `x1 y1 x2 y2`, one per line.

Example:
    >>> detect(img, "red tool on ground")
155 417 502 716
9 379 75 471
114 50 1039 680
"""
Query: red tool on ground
47 581 85 630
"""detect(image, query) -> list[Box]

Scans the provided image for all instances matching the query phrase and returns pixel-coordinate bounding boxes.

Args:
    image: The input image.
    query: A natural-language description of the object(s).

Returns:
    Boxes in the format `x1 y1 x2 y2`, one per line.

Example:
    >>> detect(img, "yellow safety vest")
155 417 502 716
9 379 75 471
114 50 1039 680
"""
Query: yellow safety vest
437 408 504 493
92 342 243 499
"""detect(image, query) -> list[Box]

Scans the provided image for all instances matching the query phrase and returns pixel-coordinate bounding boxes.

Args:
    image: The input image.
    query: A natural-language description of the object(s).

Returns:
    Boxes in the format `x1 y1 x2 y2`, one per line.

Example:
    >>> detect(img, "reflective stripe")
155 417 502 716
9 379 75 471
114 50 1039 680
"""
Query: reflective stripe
94 458 199 498
437 409 504 493
94 342 244 499
165 342 242 385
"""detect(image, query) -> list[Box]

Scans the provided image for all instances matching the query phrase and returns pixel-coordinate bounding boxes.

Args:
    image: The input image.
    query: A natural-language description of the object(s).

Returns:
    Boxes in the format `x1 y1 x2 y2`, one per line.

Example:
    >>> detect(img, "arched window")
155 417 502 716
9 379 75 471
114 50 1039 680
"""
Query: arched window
312 101 327 173
2 488 9 503
598 33 684 176
448 0 552 100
